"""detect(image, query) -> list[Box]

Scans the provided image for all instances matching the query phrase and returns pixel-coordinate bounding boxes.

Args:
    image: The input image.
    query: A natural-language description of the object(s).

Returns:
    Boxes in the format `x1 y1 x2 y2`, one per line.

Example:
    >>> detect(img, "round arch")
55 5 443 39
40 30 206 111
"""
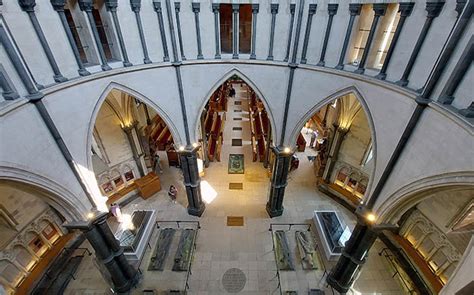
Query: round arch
0 164 85 221
376 171 474 224
287 85 378 201
85 81 184 172
193 68 279 145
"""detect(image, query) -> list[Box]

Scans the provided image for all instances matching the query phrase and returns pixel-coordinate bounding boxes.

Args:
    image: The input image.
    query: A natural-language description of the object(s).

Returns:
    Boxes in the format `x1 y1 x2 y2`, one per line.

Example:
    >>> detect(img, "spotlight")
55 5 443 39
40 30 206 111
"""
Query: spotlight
87 212 95 219
284 147 291 153
192 142 198 148
179 146 185 151
366 213 376 223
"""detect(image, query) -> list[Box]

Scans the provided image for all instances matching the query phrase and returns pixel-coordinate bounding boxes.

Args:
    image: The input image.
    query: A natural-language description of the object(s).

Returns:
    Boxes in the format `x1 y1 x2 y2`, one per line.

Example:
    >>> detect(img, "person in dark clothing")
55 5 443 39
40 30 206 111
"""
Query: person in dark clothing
229 85 236 98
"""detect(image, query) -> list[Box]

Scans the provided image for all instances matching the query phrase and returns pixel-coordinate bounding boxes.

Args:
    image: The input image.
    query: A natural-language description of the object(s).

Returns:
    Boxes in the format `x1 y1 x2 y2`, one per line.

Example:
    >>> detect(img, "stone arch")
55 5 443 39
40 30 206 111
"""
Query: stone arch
193 68 279 145
0 164 86 221
287 85 378 201
376 171 474 224
85 81 184 172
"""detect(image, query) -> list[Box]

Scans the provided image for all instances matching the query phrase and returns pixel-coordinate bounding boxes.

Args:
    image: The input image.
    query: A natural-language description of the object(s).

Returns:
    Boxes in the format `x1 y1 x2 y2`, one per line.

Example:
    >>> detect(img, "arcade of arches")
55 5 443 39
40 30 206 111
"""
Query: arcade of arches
1 0 473 294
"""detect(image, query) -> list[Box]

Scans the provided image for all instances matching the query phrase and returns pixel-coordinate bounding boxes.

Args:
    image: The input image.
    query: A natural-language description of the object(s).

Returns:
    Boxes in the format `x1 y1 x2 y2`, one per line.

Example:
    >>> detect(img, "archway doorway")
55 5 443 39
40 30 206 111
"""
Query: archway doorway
197 75 273 204
90 89 181 208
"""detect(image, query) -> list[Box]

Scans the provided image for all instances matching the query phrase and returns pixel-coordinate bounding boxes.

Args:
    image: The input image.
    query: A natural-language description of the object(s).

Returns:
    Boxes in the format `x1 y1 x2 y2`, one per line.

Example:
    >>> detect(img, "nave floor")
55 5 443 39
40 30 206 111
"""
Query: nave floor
65 85 404 294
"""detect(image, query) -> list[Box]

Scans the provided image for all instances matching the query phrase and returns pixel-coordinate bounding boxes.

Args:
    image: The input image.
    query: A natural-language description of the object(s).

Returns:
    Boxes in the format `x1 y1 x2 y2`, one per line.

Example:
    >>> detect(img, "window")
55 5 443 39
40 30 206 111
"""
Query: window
239 5 252 54
370 4 400 69
219 4 253 54
220 5 233 53
92 8 113 61
65 8 88 64
361 142 373 166
350 5 374 65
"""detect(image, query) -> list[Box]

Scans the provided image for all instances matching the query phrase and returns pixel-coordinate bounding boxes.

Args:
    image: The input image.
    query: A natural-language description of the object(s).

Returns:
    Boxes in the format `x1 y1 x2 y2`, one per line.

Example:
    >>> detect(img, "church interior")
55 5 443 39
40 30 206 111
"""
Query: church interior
0 0 473 294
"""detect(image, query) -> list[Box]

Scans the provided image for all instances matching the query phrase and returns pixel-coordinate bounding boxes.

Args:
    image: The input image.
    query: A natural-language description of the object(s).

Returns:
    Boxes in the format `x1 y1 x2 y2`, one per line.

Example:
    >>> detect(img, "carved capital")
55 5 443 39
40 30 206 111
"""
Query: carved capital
251 3 259 14
289 3 296 14
270 3 278 14
130 0 141 12
426 2 444 18
152 1 161 12
174 1 180 12
328 3 338 16
192 2 200 13
78 0 93 12
398 2 415 17
105 0 117 11
232 4 239 13
50 0 66 11
349 3 362 16
456 0 467 16
373 3 387 17
18 0 36 12
459 102 474 118
308 4 317 15
212 3 219 13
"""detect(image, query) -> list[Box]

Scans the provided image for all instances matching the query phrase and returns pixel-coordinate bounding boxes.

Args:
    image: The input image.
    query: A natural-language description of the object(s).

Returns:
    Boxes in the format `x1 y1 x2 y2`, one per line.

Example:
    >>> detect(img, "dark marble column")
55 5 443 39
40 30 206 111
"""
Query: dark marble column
249 4 259 60
300 4 317 64
105 0 132 67
438 35 473 104
283 4 296 62
354 4 387 74
0 66 19 100
396 2 444 87
130 0 152 64
212 3 221 59
0 22 43 100
335 4 362 70
123 122 145 177
178 146 205 217
64 215 139 293
79 0 112 71
266 147 293 217
192 2 203 59
375 3 414 80
323 126 348 182
50 0 91 76
18 0 68 82
152 1 170 62
327 218 378 293
267 3 279 61
174 2 186 61
317 4 338 67
232 4 239 59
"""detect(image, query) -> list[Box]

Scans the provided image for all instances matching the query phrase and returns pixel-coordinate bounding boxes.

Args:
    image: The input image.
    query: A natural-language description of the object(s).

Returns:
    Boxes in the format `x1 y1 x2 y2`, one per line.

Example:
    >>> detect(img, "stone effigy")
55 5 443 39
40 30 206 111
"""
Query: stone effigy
273 230 294 271
148 228 176 271
295 231 319 270
172 229 196 272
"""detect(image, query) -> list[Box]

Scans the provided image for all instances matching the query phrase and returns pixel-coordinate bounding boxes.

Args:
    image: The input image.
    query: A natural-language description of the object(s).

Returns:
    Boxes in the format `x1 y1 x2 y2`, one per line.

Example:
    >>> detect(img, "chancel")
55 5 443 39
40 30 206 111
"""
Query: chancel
0 0 472 294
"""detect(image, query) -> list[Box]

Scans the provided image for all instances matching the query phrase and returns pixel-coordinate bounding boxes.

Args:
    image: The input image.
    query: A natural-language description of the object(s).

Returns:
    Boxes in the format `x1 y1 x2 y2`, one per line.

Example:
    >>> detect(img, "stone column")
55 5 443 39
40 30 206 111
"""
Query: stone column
263 123 272 168
335 4 362 70
152 1 170 62
123 122 146 177
78 0 112 71
327 218 378 293
438 35 473 104
105 0 133 67
283 4 296 62
0 66 19 100
178 146 205 217
18 0 68 83
192 2 203 59
130 0 152 64
267 4 278 61
0 22 43 100
323 126 348 182
300 4 317 64
317 4 338 66
232 4 239 59
375 3 414 80
212 3 221 59
396 2 444 87
354 4 387 74
249 4 259 60
64 215 139 293
50 0 91 76
266 147 293 218
174 2 186 61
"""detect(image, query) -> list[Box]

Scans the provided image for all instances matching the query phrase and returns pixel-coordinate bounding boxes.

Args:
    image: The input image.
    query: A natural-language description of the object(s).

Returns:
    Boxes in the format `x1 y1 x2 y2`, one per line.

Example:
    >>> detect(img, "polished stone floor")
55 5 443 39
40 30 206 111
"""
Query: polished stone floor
65 85 404 294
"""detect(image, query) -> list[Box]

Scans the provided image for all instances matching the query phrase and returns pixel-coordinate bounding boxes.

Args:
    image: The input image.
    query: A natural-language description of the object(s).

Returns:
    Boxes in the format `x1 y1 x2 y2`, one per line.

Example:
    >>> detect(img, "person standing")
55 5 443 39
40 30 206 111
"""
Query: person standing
310 130 316 148
168 185 177 203
154 150 163 174
110 203 123 222
229 85 236 98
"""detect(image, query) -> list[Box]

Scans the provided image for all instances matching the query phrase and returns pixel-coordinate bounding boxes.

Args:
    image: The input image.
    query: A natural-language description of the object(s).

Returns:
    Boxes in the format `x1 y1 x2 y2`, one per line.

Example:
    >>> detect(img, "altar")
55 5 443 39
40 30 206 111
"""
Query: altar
313 210 351 261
